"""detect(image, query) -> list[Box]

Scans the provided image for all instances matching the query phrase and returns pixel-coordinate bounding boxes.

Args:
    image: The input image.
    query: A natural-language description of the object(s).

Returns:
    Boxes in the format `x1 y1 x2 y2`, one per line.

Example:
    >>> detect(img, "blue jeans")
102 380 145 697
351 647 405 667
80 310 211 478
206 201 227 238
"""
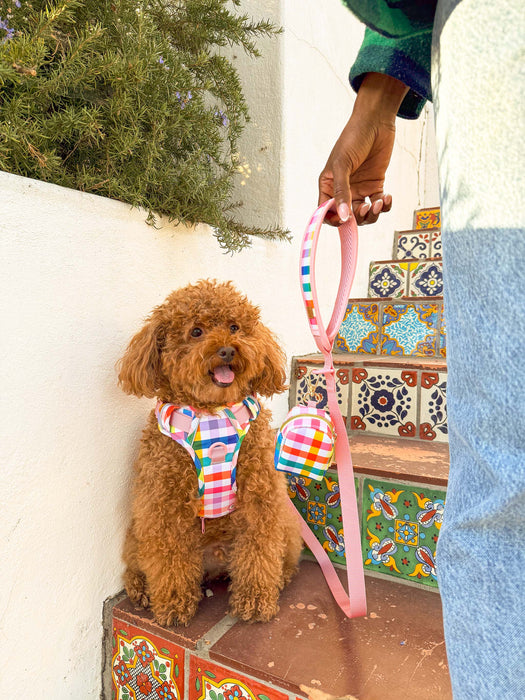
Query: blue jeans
433 1 525 697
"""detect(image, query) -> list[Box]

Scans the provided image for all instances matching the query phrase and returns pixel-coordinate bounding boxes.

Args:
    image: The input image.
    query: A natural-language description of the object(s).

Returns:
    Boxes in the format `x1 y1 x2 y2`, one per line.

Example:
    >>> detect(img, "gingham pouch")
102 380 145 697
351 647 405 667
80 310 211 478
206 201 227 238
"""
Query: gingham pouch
274 404 335 481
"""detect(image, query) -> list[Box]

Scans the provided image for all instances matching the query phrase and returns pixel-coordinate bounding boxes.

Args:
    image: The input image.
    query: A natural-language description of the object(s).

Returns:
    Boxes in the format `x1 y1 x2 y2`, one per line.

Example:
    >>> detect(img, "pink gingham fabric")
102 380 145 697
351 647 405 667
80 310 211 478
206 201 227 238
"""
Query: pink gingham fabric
275 405 335 481
156 396 260 519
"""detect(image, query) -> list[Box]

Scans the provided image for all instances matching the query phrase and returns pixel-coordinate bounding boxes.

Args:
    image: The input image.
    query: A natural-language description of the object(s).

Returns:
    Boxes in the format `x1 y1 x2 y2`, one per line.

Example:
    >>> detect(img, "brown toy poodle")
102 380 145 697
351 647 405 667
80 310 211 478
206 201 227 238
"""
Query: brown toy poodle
118 279 302 626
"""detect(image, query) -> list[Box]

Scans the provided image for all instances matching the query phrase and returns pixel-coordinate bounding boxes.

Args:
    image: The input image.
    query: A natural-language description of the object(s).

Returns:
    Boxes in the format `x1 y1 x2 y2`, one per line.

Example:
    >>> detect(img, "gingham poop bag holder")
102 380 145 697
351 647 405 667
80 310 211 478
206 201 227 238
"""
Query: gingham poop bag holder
275 198 367 618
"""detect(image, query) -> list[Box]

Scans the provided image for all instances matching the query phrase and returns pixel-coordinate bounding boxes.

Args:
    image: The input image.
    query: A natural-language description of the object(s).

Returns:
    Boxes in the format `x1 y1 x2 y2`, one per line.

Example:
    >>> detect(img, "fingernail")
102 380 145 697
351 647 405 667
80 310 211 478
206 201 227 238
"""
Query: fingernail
372 200 383 215
359 203 370 216
338 203 350 222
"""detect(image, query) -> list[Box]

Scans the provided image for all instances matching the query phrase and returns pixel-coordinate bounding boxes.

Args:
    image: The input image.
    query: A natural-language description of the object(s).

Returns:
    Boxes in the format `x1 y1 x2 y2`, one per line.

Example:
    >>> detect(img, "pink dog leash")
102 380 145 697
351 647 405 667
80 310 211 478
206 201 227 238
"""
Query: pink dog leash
295 198 367 618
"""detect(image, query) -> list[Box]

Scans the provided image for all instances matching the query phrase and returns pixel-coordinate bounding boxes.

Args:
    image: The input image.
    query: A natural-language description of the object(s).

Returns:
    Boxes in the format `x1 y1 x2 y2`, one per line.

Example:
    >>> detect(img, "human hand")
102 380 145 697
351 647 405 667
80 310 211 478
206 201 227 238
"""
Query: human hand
318 73 409 226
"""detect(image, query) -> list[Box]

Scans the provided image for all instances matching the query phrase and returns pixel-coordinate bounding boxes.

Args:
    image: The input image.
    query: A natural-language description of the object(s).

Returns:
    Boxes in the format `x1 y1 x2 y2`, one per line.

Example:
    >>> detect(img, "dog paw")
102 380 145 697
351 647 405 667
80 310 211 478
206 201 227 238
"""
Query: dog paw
229 588 280 623
125 571 150 609
152 596 200 628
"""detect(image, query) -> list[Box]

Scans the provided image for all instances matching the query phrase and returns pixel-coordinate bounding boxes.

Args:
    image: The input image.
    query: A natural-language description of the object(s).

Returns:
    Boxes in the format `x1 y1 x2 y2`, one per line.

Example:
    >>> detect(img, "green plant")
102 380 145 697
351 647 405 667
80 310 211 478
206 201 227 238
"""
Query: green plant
0 0 289 251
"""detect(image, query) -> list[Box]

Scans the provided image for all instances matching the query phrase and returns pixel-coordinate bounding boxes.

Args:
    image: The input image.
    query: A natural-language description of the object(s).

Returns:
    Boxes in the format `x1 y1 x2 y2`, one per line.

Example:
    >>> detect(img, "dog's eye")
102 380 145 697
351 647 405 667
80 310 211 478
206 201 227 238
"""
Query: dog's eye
230 324 239 333
190 327 203 338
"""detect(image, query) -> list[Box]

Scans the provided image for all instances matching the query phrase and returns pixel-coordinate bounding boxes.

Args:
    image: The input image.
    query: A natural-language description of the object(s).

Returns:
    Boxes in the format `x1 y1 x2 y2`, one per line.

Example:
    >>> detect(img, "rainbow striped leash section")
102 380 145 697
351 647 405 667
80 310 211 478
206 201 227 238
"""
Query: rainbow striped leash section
300 204 326 339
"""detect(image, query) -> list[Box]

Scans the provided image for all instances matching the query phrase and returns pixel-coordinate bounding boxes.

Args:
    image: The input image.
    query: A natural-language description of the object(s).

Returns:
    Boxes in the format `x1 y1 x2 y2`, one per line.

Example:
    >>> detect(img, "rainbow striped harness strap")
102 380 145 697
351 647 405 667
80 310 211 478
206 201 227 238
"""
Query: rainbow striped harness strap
156 396 260 520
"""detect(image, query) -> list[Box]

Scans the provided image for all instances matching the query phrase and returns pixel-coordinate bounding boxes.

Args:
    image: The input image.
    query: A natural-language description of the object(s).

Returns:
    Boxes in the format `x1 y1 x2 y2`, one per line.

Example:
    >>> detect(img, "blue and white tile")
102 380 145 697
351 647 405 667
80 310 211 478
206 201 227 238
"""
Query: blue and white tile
380 303 439 357
394 231 432 260
335 302 380 354
409 260 443 297
368 262 407 298
294 363 349 415
419 371 448 442
430 229 442 258
350 367 418 438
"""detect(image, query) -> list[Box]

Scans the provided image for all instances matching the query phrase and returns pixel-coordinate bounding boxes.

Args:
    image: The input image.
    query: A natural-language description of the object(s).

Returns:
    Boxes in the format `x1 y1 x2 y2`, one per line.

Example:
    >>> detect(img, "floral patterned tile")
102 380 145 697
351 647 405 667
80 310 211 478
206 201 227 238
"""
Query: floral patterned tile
408 260 443 297
394 230 433 260
368 261 408 298
380 303 439 357
362 478 446 588
349 367 419 438
419 371 448 442
286 471 347 566
414 207 441 229
335 302 380 354
112 618 185 700
189 655 288 700
430 229 442 258
293 364 349 416
439 308 447 358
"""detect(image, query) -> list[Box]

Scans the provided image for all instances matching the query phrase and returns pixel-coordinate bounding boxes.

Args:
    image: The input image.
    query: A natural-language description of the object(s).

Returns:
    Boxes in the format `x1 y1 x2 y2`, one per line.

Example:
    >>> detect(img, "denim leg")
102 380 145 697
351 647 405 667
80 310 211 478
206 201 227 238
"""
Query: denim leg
432 1 525 697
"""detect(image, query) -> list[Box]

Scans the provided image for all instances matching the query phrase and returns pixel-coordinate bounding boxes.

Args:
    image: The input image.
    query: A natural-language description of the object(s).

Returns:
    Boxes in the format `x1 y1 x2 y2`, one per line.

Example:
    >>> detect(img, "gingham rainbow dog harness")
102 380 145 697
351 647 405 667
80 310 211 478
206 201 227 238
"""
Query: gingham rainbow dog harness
274 198 367 619
156 396 260 522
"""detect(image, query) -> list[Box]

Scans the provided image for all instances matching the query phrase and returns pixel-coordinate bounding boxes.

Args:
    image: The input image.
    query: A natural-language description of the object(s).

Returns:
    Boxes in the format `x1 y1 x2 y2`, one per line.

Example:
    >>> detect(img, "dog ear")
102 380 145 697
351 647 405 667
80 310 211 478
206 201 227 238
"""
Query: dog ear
251 324 288 397
117 310 165 398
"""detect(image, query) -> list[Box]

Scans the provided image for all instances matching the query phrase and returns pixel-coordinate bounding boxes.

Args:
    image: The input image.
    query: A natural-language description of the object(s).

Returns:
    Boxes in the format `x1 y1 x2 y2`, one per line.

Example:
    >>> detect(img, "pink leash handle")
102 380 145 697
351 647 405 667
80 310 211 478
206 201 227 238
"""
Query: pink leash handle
296 198 367 618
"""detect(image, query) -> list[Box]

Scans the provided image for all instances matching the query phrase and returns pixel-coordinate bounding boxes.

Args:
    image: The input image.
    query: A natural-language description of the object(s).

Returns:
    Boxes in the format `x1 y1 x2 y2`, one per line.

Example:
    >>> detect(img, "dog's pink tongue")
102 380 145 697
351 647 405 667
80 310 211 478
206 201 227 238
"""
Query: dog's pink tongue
214 365 234 384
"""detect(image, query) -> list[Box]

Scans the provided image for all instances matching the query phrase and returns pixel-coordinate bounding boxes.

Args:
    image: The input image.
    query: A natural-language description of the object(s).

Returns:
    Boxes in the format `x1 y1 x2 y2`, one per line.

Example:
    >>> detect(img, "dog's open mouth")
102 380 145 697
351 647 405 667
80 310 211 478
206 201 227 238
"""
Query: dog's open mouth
210 364 235 387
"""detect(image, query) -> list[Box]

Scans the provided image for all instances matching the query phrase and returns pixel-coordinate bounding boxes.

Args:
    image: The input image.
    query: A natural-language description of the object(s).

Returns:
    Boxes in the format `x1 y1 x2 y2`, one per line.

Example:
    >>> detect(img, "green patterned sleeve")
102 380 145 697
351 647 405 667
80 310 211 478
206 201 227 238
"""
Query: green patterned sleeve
349 27 432 119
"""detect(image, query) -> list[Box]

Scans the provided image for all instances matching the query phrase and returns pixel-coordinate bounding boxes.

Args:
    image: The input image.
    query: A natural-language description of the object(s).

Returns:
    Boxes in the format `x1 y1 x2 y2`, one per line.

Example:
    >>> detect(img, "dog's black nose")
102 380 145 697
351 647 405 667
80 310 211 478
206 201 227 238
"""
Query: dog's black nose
217 346 235 363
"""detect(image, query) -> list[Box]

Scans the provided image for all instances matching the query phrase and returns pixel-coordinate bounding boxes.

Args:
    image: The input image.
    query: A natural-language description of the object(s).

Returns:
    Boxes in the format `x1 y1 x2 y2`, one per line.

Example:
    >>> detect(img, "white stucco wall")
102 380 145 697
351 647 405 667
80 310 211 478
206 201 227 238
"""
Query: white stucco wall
0 2 439 698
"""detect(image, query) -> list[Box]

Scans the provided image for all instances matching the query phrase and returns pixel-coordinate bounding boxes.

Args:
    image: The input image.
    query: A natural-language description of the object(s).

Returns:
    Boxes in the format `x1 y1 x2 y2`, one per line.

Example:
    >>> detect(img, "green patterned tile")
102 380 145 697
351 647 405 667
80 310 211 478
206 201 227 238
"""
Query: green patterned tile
361 478 446 589
286 471 355 565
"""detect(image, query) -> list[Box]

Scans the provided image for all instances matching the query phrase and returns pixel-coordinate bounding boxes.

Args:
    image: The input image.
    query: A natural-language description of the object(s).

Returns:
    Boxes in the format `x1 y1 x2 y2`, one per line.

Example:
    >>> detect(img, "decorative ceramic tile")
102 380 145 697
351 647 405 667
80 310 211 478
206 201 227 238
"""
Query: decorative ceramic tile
294 364 349 416
439 308 447 358
362 478 446 588
408 260 443 297
419 372 448 442
189 655 288 700
394 230 432 259
335 302 380 353
350 367 418 438
430 229 442 258
112 619 185 700
380 303 439 356
286 471 347 565
414 207 441 229
368 262 408 298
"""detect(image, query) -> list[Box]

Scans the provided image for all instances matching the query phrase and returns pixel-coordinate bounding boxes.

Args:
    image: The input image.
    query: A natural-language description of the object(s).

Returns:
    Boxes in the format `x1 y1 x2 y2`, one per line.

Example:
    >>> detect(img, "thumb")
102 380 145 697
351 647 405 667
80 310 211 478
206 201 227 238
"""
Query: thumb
331 156 353 223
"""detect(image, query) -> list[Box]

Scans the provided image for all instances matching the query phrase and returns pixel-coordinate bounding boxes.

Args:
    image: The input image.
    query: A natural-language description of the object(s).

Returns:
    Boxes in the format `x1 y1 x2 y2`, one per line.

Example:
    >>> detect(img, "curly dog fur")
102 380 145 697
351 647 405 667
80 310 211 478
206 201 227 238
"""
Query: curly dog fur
118 280 303 626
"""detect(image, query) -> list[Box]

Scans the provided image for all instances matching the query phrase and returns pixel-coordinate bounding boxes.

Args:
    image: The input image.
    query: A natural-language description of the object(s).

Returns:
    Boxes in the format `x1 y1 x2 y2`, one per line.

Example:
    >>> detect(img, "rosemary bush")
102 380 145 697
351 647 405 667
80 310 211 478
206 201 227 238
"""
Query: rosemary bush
0 0 289 251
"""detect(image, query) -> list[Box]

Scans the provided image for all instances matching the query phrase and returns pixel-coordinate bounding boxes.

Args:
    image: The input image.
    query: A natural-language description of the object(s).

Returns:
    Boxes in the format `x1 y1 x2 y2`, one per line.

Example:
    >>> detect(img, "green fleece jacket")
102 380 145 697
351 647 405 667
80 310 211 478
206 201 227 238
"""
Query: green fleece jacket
341 0 438 118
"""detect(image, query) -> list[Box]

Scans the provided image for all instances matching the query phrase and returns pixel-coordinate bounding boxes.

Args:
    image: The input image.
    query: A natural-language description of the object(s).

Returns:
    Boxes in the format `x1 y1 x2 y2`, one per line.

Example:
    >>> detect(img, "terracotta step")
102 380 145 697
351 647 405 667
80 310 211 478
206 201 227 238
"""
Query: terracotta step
104 561 452 700
291 354 448 444
368 259 443 298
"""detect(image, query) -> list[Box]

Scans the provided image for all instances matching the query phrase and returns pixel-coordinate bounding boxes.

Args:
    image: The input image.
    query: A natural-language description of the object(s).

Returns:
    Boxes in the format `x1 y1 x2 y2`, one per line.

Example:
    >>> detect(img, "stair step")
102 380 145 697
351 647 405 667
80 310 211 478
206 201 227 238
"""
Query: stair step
286 434 447 589
292 354 448 444
413 206 441 229
334 298 446 359
393 228 441 259
369 259 443 298
105 562 451 700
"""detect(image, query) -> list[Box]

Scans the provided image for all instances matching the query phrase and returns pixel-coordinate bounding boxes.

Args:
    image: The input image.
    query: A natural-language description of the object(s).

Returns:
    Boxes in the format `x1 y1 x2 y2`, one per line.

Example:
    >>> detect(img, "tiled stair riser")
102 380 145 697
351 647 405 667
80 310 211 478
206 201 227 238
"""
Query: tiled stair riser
286 470 446 591
335 299 446 359
292 361 448 443
393 229 441 259
111 614 302 700
111 618 185 700
368 259 443 298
